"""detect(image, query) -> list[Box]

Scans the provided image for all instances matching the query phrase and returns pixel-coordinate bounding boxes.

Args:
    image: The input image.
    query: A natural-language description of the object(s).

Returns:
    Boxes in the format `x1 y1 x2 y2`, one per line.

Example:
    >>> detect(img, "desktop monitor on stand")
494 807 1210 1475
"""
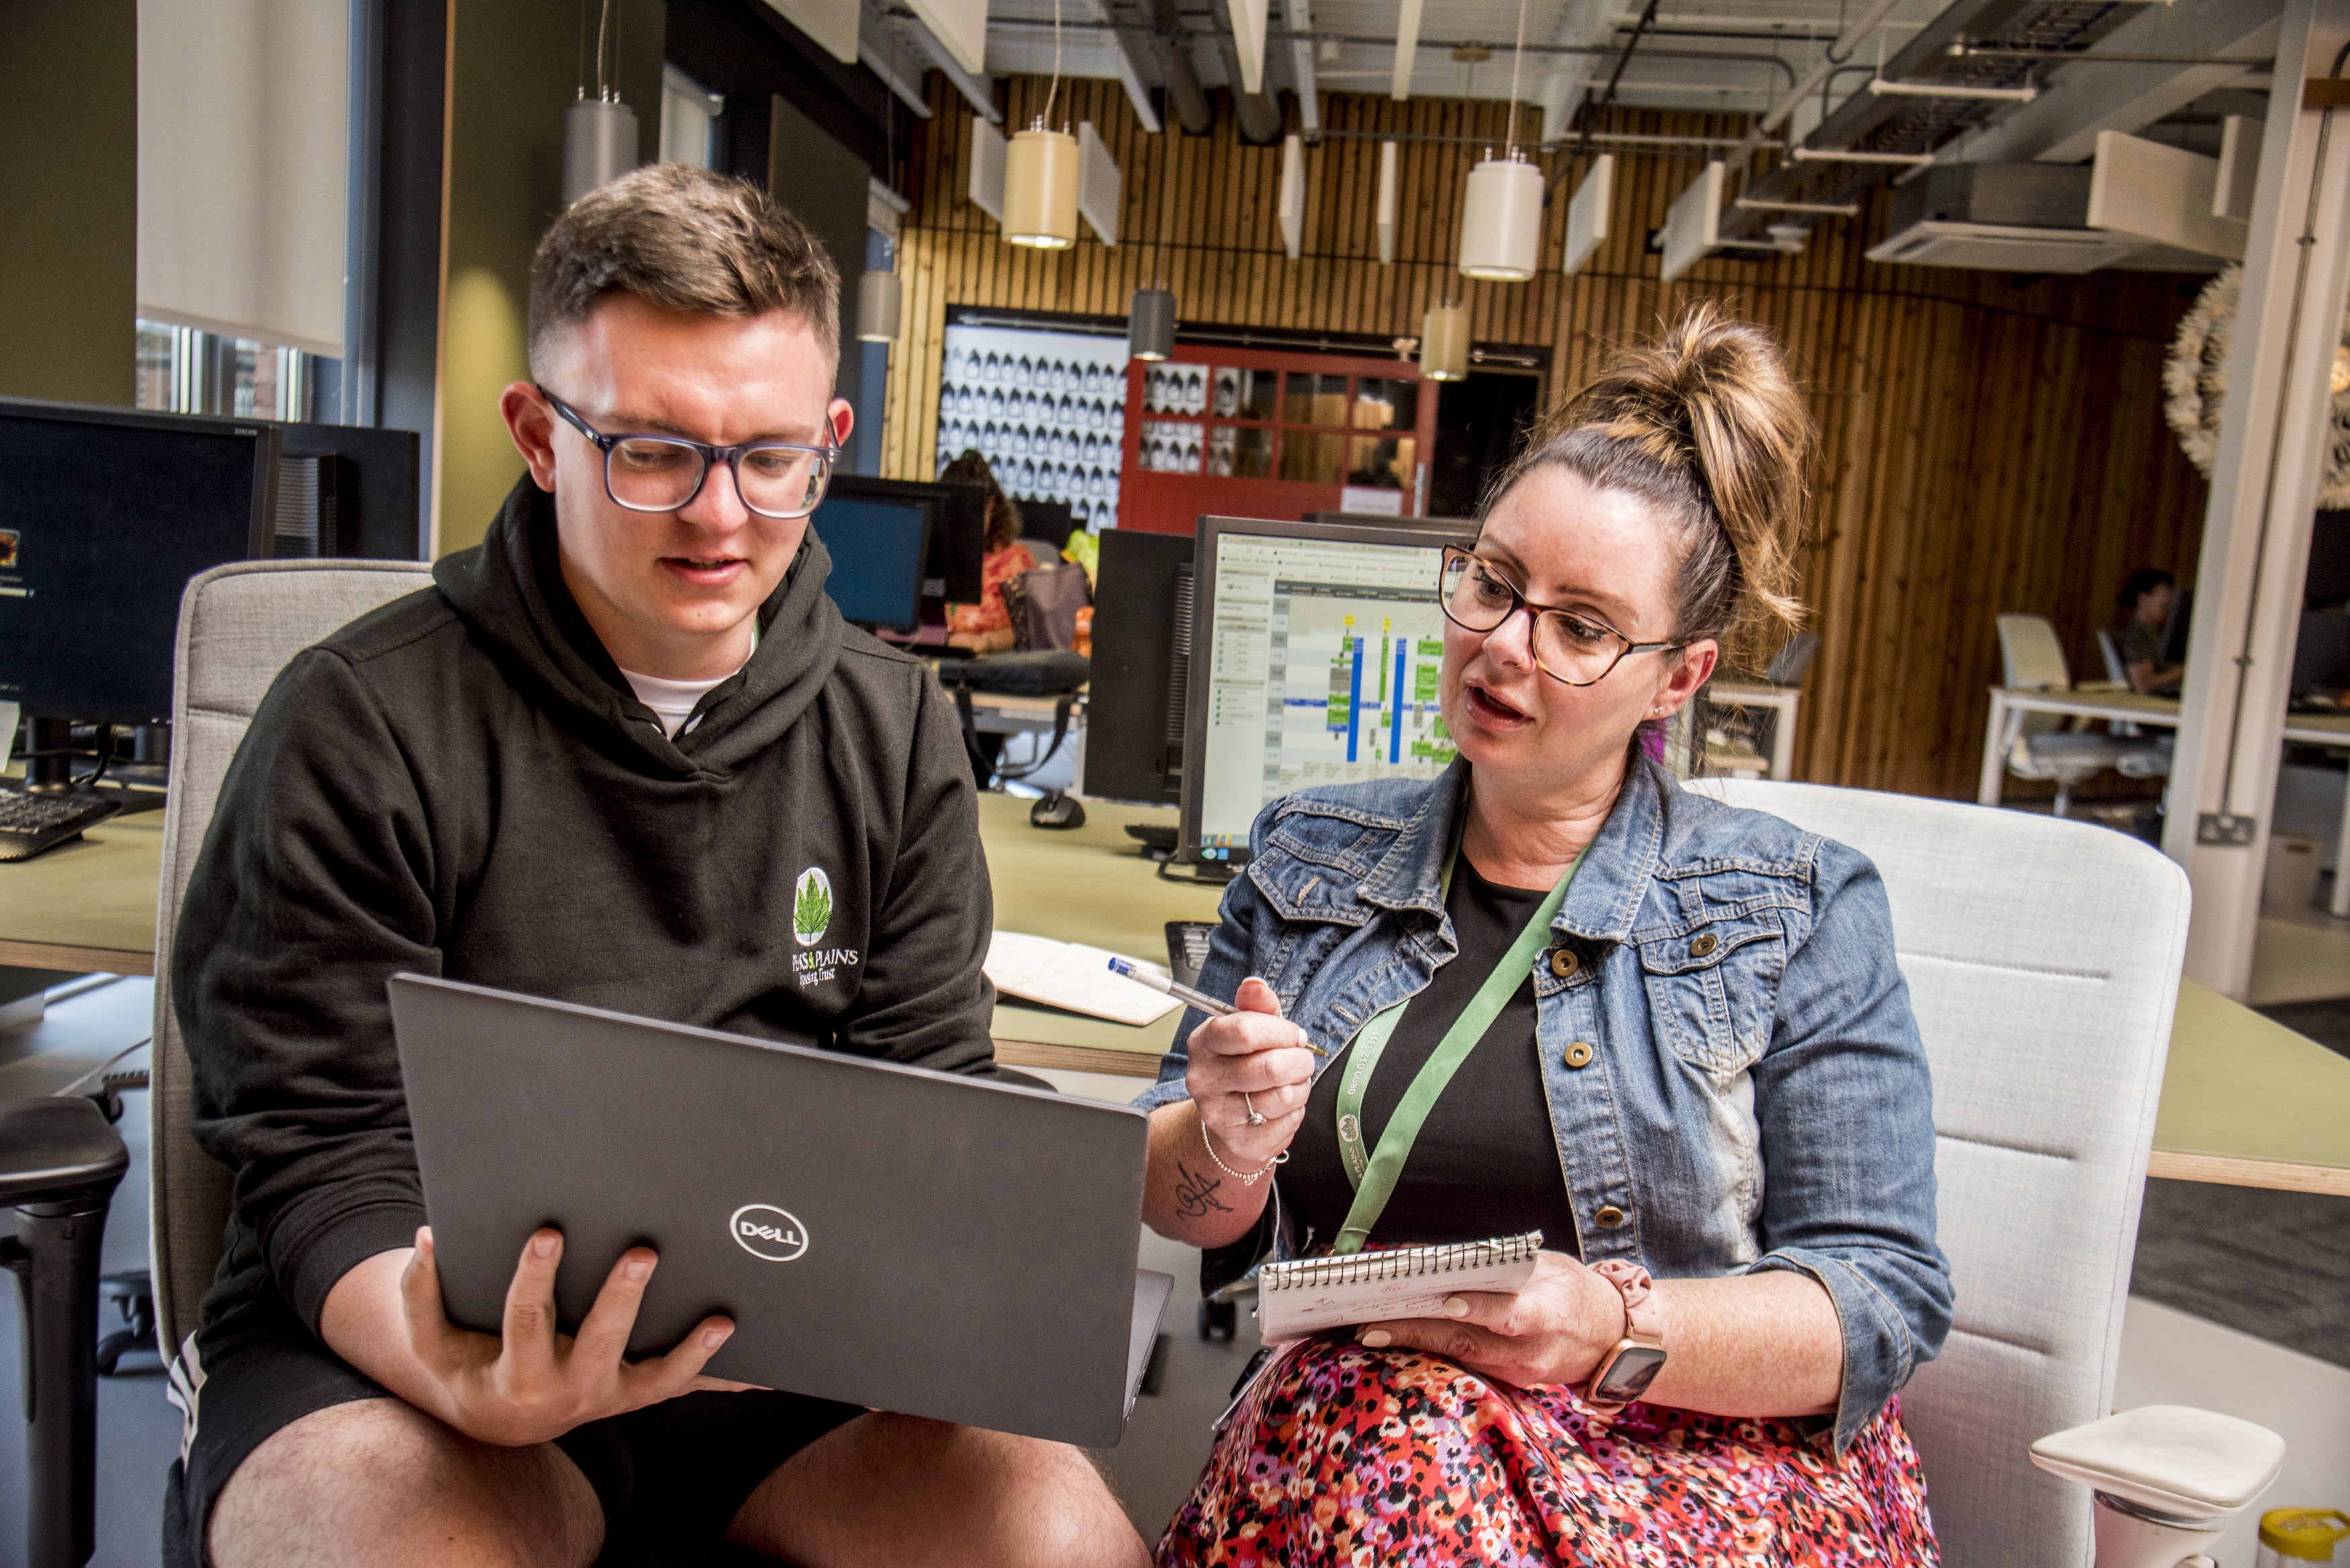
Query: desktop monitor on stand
1178 514 1476 871
269 421 426 560
0 397 278 799
822 475 986 606
1084 528 1195 808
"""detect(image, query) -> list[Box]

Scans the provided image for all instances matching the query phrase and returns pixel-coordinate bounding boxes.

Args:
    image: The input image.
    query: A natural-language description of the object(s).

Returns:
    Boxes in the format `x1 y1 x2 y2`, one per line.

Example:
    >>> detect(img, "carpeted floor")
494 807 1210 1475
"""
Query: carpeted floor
2124 999 2350 1370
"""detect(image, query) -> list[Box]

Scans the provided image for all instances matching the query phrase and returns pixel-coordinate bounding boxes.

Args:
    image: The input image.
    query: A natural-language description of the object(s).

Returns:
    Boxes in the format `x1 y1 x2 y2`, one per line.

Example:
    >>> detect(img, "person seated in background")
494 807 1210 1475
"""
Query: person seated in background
171 164 1143 1568
939 450 1029 654
2118 567 2183 695
1136 305 1951 1566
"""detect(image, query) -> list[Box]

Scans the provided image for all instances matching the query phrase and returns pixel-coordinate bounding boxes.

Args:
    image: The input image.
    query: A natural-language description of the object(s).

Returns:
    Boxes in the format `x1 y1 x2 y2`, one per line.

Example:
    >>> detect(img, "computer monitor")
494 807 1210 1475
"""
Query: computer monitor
823 475 985 603
1084 528 1195 807
1180 514 1476 867
1019 499 1077 552
269 420 425 560
0 397 276 726
812 495 933 633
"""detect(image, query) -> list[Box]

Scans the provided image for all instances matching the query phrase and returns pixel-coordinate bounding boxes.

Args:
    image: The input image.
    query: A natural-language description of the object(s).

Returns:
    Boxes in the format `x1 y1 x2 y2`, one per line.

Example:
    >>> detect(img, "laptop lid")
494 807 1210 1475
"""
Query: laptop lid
388 973 1163 1447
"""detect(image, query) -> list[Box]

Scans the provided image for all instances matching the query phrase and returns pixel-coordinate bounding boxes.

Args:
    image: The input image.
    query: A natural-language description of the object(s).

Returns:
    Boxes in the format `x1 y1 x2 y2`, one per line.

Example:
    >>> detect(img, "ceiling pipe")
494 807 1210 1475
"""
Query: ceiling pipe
1150 0 1215 134
1724 0 1908 169
1209 3 1285 144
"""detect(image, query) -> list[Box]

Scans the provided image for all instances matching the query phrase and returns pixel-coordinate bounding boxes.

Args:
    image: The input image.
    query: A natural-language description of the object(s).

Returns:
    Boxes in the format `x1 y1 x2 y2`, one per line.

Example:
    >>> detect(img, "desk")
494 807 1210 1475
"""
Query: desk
13 787 2346 1191
1977 687 2350 916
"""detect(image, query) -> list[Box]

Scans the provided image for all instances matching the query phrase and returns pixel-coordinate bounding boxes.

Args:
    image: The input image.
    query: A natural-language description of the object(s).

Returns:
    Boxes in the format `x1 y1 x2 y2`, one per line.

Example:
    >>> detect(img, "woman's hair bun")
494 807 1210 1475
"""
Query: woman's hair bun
1491 303 1813 672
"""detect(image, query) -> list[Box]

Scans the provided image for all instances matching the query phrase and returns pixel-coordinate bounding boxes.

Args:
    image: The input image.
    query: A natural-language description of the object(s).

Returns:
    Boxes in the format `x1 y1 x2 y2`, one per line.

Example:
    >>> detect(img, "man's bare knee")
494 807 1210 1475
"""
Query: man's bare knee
208 1398 602 1568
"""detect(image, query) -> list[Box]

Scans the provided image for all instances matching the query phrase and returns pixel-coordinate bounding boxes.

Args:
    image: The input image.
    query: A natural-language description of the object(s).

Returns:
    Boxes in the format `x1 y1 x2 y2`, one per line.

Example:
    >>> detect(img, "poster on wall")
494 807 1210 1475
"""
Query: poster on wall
935 321 1127 532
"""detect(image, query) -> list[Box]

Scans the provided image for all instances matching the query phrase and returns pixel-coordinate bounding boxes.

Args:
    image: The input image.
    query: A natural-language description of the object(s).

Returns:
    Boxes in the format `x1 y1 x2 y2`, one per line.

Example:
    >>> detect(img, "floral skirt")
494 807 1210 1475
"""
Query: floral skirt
1157 1338 1938 1567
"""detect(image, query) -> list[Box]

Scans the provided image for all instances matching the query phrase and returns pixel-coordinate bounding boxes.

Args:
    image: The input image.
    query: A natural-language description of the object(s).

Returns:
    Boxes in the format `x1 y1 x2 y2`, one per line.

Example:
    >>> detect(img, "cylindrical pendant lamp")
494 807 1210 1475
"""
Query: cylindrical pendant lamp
1129 287 1176 361
855 270 902 343
563 97 640 205
1420 303 1470 381
1458 154 1544 281
1002 126 1080 248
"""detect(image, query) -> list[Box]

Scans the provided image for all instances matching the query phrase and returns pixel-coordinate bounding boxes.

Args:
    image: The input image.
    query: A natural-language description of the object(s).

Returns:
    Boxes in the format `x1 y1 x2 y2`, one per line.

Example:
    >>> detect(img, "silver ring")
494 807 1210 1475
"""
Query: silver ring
1243 1092 1266 1126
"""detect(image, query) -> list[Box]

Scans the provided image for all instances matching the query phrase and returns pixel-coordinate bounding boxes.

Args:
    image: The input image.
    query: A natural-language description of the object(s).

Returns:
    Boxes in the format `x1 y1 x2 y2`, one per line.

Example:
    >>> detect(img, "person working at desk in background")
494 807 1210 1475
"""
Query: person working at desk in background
2118 567 2184 695
1135 305 1952 1566
939 449 1029 654
168 164 1143 1568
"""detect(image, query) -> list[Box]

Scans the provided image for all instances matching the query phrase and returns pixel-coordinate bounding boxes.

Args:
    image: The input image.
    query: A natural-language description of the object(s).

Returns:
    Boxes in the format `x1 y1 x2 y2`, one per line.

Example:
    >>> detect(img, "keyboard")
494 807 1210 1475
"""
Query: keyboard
1165 921 1217 989
0 785 123 862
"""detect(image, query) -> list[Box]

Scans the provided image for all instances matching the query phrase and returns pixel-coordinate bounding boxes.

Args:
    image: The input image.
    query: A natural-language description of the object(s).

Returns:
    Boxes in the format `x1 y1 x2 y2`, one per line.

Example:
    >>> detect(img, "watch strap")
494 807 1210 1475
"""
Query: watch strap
1593 1260 1662 1342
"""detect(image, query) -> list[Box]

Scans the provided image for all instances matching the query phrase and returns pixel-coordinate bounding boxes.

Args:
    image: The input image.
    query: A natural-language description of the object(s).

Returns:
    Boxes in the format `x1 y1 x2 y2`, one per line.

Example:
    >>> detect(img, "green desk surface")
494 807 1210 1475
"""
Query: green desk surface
976 791 1228 1077
10 791 2347 1191
2149 979 2350 1194
0 812 164 975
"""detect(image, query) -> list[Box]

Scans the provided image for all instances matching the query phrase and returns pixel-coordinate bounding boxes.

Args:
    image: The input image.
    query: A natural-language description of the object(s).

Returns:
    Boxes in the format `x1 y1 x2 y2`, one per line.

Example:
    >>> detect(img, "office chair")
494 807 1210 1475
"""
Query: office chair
1995 614 2164 815
1689 779 2279 1565
1 1095 130 1568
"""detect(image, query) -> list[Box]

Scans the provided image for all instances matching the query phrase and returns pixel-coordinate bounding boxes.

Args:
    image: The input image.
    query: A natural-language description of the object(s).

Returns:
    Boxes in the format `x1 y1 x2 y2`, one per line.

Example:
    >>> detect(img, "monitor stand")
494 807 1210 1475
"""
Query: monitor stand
15 718 167 813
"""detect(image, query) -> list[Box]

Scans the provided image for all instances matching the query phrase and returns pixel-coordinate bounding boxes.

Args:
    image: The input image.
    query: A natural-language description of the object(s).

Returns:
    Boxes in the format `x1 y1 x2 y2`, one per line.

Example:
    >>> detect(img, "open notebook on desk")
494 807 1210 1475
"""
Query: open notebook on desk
986 932 1183 1027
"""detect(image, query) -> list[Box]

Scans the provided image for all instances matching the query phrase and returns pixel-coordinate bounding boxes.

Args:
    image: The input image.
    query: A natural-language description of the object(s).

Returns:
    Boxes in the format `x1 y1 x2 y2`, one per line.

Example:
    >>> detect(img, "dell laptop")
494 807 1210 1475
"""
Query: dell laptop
387 973 1173 1448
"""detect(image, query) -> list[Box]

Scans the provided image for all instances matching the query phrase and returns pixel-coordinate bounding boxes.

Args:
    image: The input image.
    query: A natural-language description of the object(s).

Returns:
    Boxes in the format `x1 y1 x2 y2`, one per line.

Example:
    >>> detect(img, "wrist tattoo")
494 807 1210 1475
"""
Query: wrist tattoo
1174 1159 1233 1218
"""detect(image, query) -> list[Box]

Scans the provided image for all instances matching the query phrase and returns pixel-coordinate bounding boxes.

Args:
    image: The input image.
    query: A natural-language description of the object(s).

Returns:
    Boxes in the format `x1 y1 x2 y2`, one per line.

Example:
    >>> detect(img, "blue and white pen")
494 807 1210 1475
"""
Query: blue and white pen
1104 957 1331 1056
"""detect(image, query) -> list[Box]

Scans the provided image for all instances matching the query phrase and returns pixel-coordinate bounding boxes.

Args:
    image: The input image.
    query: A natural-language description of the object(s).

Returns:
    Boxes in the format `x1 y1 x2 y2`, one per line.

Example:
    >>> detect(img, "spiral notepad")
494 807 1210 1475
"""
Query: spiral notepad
1256 1230 1545 1342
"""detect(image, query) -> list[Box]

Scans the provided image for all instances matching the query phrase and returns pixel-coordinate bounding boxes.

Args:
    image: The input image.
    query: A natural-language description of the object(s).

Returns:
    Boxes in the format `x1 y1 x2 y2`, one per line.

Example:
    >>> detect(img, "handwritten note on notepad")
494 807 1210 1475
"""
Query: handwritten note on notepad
1256 1232 1546 1342
986 932 1181 1027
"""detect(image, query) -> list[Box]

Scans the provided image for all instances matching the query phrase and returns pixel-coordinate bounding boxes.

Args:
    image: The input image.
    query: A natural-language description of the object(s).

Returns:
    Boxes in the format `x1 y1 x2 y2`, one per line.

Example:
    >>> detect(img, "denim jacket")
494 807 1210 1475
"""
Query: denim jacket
1137 758 1953 1450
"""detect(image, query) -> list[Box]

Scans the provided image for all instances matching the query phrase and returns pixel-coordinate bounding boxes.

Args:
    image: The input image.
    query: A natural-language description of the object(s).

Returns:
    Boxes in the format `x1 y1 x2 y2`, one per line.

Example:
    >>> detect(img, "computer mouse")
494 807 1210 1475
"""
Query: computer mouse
1029 791 1086 830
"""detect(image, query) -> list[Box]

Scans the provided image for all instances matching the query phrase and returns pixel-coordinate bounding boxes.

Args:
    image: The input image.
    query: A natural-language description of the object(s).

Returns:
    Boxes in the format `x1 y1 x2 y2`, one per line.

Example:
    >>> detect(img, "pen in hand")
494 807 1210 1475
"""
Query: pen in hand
1104 957 1331 1057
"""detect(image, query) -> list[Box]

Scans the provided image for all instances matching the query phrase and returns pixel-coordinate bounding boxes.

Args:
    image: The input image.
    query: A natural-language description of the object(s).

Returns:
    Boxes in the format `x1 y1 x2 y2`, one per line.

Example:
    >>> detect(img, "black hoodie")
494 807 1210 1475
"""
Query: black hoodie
177 478 995 1337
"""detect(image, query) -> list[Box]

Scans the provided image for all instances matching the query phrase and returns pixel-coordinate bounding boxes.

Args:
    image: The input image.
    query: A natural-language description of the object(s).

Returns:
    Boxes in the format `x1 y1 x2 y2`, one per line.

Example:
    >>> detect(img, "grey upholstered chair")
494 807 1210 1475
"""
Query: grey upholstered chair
1688 778 2194 1566
150 560 434 1362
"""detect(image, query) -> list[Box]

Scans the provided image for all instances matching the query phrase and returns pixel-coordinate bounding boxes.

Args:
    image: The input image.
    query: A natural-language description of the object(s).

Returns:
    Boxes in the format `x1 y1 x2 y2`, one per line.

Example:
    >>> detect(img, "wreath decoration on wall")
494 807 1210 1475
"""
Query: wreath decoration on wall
2163 262 2350 507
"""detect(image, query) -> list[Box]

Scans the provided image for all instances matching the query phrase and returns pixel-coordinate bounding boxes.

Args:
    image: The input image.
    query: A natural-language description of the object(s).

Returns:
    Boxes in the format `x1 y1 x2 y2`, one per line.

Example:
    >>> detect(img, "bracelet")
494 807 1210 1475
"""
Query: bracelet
1201 1115 1288 1186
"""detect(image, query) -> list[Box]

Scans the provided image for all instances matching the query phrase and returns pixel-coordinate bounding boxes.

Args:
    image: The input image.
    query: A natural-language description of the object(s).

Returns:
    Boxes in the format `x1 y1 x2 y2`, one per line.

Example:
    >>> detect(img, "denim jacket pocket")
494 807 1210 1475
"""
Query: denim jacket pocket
1634 918 1785 1075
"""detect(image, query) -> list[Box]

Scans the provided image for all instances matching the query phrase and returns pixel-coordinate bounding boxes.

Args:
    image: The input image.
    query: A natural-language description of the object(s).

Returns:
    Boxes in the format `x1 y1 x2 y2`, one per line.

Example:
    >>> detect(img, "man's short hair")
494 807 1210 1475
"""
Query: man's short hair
528 164 841 379
2118 567 2175 609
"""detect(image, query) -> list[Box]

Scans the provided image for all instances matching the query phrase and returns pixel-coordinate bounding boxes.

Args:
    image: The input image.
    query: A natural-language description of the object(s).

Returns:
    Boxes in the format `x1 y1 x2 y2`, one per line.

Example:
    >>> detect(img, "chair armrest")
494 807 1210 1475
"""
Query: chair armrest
2030 1405 2286 1519
0 1097 129 1206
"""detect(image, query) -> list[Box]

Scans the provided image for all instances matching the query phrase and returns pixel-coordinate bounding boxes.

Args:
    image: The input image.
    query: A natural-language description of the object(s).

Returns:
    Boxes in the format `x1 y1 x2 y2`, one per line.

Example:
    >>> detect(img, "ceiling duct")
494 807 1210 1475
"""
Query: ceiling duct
1865 163 2141 273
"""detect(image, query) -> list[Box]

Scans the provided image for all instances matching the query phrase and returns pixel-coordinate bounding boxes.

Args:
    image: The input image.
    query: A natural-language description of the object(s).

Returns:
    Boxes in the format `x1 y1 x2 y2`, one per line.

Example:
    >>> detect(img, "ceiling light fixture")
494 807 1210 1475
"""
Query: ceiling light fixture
1457 0 1540 281
1420 301 1469 381
1002 0 1080 248
1129 113 1180 358
563 0 638 205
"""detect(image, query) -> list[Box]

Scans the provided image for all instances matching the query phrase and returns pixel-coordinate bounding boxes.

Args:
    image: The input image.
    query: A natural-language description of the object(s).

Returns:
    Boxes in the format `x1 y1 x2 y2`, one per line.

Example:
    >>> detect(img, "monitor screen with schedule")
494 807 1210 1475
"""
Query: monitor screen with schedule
1179 515 1476 867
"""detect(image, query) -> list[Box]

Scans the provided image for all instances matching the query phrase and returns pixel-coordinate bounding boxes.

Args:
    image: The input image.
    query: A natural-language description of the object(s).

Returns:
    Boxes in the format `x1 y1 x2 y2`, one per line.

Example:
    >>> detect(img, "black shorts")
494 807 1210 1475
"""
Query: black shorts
165 1290 862 1567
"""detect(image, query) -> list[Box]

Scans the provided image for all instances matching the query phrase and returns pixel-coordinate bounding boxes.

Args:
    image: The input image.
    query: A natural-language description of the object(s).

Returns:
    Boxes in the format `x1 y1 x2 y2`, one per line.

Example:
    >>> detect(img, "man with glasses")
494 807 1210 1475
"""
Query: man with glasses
171 164 1145 1567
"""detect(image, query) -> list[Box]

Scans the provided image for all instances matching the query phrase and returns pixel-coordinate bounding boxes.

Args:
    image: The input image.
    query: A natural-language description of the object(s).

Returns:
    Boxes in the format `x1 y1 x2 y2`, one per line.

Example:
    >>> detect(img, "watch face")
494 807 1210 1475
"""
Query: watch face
1591 1344 1668 1404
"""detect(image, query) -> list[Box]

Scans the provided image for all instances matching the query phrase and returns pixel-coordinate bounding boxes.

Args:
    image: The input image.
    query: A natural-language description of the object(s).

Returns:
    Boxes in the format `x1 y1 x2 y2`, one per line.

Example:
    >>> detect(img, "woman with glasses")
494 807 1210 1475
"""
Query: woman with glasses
1135 306 1950 1567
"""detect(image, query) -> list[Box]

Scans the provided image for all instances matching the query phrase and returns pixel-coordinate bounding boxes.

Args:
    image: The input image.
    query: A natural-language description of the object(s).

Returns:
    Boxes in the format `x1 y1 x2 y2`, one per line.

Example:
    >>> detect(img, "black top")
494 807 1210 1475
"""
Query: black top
1283 856 1583 1255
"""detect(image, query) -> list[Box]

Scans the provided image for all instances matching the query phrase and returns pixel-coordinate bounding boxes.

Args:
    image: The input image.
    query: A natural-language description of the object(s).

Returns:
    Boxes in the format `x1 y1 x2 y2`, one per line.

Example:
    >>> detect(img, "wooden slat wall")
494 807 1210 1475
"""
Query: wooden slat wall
878 77 2209 801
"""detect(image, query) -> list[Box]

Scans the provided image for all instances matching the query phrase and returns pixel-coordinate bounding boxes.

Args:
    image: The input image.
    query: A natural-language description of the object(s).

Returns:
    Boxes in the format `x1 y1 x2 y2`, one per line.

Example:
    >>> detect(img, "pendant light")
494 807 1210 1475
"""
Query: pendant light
1456 0 1539 282
1129 287 1175 360
856 266 902 342
1420 301 1469 381
857 118 904 344
563 0 638 205
1127 120 1180 359
1002 0 1080 248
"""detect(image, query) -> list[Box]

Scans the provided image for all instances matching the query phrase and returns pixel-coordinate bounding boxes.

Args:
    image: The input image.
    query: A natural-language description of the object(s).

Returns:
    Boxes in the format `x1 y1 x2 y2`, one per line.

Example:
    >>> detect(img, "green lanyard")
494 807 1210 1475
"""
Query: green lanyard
1328 846 1582 1255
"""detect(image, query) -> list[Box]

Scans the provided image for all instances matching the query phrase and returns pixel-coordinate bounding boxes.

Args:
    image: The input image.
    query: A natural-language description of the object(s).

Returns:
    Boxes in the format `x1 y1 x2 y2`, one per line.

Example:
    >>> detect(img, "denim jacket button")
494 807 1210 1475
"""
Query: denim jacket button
1689 932 1718 958
1564 1040 1594 1069
1549 948 1580 979
1594 1205 1628 1228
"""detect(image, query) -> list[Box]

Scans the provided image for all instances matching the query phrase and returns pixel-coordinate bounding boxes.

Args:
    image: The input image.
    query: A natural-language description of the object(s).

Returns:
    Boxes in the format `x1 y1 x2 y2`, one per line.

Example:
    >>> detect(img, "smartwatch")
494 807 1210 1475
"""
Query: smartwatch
1583 1260 1668 1414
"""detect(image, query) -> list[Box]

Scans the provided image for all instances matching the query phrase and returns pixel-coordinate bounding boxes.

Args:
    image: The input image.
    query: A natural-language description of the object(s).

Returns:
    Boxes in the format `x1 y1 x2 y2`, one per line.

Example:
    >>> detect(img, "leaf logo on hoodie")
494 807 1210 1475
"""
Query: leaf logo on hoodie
792 868 833 947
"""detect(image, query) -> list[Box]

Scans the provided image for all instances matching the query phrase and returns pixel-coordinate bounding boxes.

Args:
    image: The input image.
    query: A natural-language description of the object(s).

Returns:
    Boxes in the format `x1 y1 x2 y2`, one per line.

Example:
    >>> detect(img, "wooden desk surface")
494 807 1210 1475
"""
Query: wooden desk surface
13 789 2347 1191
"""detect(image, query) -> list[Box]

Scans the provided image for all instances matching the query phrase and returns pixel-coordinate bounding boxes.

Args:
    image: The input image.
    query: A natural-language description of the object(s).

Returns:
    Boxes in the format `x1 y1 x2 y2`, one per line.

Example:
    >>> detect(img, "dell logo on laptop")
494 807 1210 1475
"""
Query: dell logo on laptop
728 1204 810 1262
